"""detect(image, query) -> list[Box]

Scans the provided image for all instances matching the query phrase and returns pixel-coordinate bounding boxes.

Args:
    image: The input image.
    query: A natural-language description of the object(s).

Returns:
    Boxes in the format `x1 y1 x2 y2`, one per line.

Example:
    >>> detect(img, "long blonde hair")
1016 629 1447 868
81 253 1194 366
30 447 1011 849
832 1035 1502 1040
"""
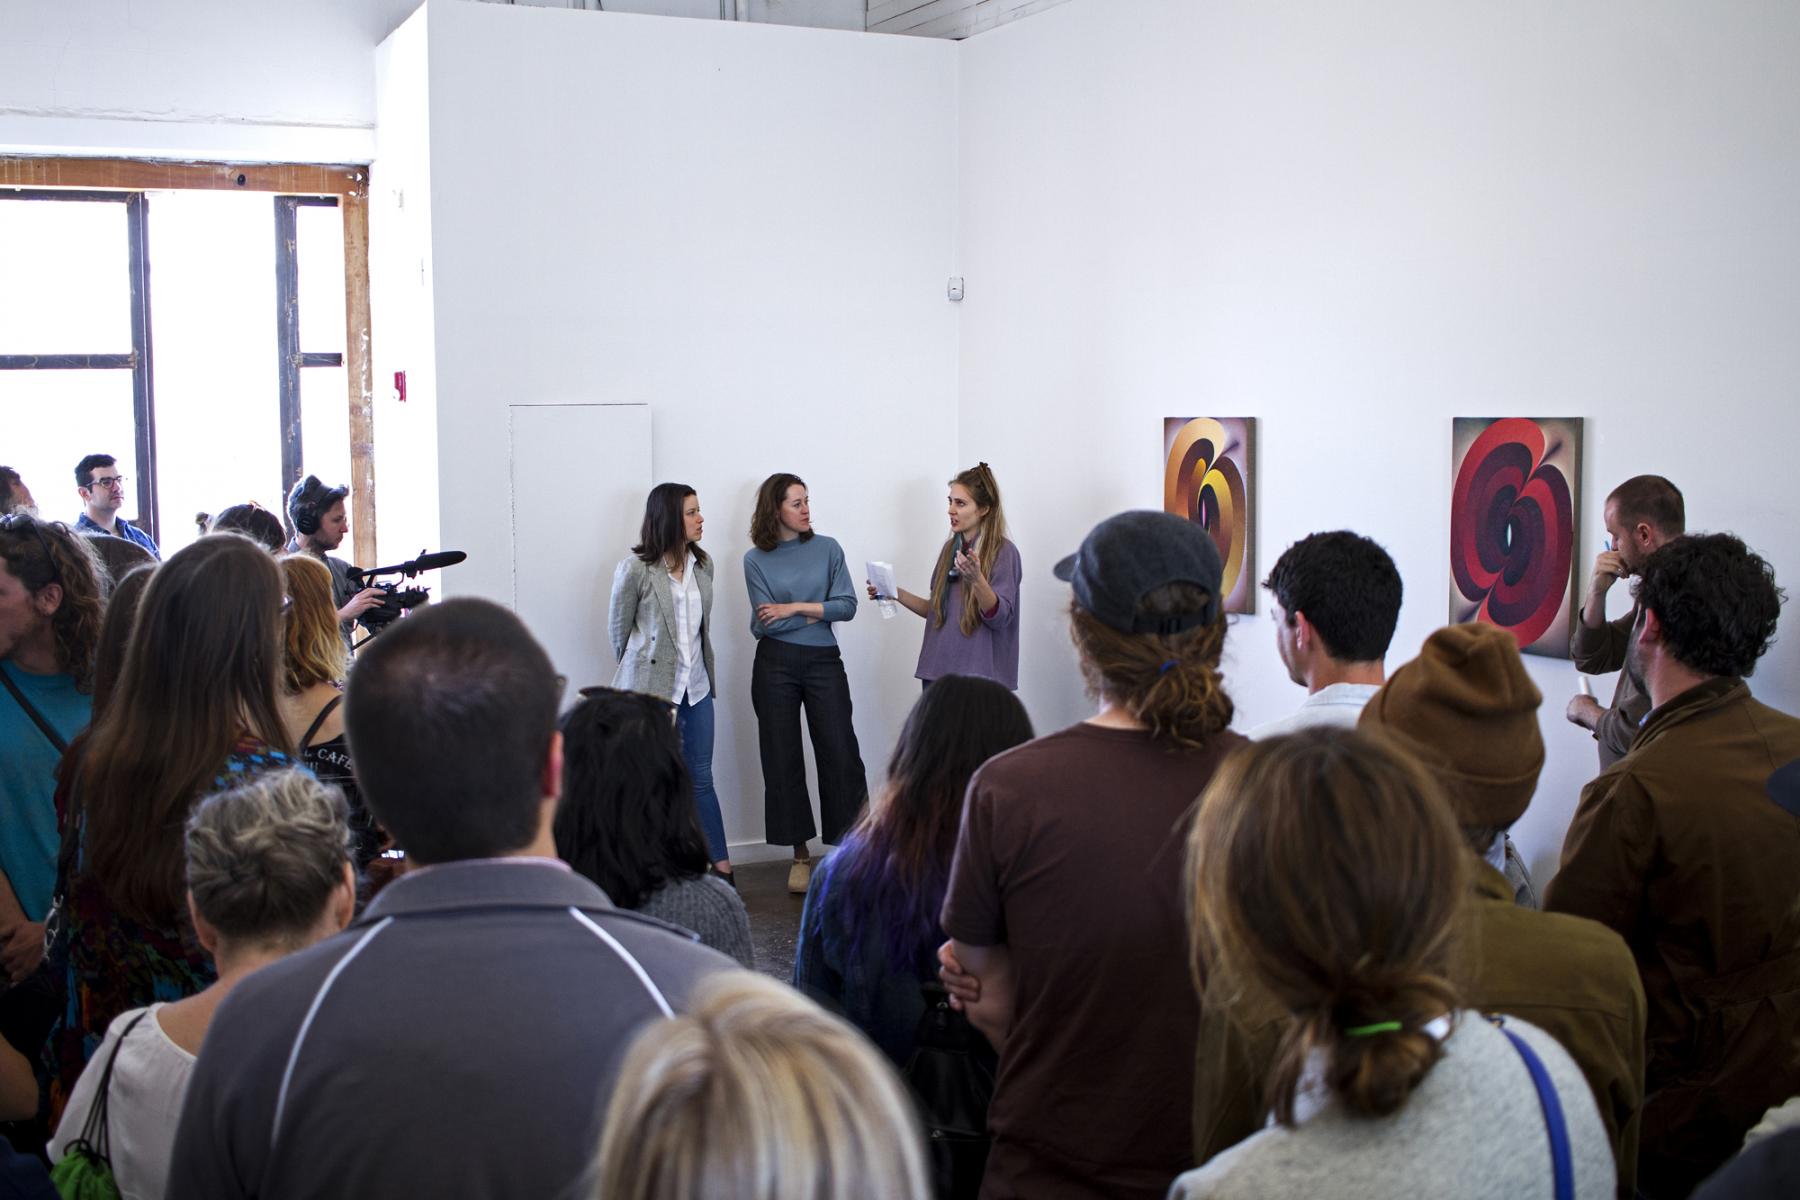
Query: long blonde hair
929 462 1007 635
595 971 932 1200
279 554 348 692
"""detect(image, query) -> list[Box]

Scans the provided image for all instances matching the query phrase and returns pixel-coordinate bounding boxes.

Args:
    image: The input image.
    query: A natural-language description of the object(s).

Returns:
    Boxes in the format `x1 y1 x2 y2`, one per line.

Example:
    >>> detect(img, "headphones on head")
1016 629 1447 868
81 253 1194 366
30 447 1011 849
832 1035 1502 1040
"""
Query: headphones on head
286 476 348 537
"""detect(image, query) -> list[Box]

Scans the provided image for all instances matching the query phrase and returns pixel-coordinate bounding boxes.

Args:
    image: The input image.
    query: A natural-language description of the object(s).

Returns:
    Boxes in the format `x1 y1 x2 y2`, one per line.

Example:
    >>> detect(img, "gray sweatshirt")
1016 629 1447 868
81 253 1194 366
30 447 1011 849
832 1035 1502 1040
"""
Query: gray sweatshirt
635 874 755 969
1170 1013 1614 1200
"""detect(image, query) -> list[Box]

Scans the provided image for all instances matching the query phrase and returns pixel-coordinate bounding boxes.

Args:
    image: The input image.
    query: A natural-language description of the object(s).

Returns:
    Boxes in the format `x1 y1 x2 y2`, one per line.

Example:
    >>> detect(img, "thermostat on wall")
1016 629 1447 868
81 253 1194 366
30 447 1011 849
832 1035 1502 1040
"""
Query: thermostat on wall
947 276 965 302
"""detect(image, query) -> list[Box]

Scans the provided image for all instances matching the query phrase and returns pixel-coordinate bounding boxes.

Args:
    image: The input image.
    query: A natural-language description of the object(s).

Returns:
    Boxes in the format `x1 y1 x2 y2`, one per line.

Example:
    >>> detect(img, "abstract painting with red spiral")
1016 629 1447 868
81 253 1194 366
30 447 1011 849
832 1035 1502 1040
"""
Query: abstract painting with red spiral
1449 417 1583 659
1163 417 1256 615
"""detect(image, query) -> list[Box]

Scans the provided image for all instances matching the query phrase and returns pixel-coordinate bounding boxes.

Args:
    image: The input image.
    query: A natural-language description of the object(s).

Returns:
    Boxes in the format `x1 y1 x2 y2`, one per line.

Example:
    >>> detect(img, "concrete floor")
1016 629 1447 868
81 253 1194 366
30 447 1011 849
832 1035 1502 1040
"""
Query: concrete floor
732 857 813 980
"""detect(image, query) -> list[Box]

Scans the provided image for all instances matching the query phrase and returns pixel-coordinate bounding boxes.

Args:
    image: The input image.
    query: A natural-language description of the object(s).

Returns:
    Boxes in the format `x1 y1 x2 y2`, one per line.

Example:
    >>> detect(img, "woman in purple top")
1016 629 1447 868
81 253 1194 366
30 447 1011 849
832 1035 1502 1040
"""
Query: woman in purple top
871 463 1021 690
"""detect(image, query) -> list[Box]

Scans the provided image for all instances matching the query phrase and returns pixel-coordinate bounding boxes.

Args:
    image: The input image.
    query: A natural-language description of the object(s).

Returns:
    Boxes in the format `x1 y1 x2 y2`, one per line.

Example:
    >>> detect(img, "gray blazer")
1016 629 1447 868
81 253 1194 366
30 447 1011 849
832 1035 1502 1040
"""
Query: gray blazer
608 553 716 702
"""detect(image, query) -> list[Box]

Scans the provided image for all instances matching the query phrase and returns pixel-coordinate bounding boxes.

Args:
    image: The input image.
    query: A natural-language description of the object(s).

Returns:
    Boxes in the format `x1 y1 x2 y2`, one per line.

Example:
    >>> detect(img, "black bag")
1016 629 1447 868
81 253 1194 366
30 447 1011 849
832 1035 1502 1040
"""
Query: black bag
903 982 996 1200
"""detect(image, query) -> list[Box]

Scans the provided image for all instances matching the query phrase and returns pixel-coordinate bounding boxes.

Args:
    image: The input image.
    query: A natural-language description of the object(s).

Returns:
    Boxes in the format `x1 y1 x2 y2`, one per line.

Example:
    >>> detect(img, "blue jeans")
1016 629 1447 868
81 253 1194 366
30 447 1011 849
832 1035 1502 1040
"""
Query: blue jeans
678 694 729 863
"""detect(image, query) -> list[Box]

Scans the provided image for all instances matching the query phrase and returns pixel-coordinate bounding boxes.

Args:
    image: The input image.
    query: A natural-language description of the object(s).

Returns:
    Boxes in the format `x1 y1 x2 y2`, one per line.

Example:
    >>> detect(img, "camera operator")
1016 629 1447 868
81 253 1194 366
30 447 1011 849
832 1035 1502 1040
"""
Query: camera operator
284 476 383 639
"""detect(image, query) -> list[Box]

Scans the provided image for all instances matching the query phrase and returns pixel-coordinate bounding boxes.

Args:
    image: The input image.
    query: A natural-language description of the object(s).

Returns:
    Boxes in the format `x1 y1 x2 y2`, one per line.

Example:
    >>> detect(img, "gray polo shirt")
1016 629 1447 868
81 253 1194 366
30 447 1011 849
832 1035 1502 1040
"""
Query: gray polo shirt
166 859 730 1199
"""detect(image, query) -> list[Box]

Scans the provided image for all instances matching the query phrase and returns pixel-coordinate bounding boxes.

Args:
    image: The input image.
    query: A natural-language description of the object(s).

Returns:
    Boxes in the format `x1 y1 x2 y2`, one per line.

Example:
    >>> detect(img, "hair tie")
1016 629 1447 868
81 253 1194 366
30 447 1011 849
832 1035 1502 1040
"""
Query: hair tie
1158 659 1179 674
1344 1020 1403 1038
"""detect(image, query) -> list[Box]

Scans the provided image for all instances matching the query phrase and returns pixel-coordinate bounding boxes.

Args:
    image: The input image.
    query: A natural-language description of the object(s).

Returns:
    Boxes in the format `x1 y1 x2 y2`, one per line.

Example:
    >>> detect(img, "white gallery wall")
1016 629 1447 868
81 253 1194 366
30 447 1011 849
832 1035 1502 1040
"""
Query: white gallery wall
6 0 1799 875
383 1 960 857
956 0 1800 878
0 0 423 161
368 7 443 576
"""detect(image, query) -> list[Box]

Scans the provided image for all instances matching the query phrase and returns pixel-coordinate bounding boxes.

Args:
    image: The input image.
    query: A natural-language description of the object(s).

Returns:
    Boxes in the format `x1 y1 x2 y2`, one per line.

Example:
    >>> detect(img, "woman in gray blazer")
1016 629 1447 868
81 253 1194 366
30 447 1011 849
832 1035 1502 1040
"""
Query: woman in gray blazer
608 483 730 878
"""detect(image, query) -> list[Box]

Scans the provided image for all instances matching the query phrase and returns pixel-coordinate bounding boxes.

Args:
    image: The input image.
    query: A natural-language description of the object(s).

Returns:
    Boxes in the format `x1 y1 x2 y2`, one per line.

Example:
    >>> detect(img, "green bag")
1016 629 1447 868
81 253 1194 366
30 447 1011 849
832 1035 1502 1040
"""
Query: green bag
50 1010 151 1200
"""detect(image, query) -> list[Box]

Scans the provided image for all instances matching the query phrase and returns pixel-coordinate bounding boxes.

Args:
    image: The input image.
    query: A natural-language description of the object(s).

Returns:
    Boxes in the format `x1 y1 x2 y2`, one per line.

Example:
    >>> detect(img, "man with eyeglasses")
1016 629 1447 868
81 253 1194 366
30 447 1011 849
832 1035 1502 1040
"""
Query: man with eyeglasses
72 453 160 561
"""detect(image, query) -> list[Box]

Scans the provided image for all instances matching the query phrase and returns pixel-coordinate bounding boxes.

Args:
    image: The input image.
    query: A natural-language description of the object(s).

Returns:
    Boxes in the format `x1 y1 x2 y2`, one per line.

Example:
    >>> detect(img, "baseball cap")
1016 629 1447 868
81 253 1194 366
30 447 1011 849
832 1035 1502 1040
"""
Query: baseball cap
1054 510 1224 634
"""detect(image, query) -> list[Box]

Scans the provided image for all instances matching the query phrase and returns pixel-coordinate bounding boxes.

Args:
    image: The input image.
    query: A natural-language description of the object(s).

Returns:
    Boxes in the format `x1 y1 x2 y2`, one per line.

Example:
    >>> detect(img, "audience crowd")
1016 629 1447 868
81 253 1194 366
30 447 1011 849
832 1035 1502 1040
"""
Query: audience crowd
0 457 1795 1200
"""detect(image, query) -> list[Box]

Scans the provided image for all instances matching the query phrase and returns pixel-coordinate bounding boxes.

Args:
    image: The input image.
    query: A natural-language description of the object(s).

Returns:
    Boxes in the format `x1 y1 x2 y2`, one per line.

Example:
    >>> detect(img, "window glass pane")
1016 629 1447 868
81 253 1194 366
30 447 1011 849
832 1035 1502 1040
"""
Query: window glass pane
300 365 354 557
0 198 131 355
146 192 280 558
0 370 139 526
296 203 346 355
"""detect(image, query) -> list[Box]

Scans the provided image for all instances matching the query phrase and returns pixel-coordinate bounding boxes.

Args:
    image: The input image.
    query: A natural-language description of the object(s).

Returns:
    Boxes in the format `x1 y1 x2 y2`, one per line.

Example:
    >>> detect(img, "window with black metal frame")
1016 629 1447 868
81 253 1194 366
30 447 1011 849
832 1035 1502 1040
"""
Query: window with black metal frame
2 188 349 549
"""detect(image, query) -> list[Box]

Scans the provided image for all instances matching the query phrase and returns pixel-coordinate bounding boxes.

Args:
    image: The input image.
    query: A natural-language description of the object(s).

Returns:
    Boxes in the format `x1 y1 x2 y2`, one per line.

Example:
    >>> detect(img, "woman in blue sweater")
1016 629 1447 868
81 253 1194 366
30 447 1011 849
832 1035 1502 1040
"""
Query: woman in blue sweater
744 473 866 894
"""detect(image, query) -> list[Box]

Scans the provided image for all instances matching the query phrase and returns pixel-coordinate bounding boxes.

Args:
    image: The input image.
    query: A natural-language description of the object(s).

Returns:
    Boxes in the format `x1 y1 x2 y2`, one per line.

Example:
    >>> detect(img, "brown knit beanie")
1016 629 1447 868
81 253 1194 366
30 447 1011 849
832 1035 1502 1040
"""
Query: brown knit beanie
1357 622 1545 829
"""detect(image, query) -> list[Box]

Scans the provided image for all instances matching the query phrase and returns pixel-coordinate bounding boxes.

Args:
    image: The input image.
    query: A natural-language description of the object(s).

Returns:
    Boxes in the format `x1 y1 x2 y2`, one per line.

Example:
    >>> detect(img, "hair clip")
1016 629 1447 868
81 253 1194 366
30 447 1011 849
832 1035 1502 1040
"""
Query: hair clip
1344 1021 1403 1037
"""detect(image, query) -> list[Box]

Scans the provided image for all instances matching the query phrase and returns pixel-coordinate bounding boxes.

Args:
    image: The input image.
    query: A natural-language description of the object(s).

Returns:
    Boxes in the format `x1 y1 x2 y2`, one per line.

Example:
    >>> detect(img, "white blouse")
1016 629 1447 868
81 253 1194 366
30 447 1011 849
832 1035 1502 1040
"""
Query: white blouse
670 552 708 704
52 1003 196 1200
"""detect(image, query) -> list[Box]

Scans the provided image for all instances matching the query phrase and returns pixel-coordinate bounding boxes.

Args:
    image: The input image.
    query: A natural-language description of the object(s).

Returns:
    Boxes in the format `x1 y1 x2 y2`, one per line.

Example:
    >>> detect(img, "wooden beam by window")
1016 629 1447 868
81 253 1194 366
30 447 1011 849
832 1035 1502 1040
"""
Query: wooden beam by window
342 191 378 568
0 157 366 198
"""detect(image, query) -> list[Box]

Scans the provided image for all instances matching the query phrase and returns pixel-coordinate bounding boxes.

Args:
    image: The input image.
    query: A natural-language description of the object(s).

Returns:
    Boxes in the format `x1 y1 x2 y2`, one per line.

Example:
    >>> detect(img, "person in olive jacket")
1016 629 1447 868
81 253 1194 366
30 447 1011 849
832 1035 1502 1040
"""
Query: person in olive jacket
1547 533 1800 1200
1195 623 1647 1200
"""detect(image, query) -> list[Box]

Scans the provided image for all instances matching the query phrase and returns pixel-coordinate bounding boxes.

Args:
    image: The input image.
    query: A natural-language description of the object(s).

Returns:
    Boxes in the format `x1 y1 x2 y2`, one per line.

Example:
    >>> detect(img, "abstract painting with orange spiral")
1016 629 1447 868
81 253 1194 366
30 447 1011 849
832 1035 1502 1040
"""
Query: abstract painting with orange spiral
1449 417 1583 658
1162 417 1256 615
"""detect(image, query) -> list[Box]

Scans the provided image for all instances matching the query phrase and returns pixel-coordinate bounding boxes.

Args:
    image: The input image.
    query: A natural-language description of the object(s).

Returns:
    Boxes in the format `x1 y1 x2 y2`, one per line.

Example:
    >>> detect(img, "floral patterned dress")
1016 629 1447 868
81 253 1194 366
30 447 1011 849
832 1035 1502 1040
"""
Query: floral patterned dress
45 737 291 1118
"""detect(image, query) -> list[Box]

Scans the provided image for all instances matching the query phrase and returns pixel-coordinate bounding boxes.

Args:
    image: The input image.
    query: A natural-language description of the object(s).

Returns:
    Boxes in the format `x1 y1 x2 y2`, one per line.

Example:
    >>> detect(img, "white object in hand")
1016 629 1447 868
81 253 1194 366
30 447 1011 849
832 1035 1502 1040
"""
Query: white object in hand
867 560 899 620
1577 677 1593 697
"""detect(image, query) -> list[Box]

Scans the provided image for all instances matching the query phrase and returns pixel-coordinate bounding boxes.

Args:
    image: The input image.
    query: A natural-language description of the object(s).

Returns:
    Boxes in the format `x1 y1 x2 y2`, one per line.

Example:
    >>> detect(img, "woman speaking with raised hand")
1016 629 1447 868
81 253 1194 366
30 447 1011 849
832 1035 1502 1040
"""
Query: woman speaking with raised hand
870 463 1021 691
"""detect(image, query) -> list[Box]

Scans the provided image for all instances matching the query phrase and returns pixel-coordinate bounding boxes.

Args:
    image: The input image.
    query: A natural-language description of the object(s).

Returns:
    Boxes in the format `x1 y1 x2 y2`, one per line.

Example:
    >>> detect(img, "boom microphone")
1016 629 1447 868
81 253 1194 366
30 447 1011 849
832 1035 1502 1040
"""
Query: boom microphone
351 549 468 581
405 550 468 574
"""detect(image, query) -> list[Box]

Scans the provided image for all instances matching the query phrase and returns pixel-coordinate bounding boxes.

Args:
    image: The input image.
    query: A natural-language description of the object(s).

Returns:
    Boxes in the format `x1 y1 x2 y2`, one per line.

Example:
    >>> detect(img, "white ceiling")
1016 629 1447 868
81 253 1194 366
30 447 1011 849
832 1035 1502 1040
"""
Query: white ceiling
488 0 1076 40
867 0 1075 39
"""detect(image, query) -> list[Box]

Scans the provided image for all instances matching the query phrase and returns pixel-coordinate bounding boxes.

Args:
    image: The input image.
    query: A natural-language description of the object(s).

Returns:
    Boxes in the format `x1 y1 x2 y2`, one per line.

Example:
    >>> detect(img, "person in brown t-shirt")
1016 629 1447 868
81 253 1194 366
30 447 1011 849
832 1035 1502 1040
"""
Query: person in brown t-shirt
939 510 1245 1200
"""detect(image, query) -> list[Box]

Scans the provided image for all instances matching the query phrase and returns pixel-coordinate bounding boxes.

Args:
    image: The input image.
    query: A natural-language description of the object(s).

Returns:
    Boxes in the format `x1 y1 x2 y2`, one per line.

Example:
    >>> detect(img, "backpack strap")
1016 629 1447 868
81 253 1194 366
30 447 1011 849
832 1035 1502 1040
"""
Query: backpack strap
73 1008 154 1160
1495 1018 1574 1200
0 663 68 755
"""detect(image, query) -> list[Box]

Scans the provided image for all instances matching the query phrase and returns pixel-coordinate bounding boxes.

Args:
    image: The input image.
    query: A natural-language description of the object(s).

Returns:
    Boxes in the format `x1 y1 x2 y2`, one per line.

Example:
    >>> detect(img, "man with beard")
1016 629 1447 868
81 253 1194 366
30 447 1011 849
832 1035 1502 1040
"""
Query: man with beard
284 475 382 637
1566 474 1685 768
1546 533 1800 1198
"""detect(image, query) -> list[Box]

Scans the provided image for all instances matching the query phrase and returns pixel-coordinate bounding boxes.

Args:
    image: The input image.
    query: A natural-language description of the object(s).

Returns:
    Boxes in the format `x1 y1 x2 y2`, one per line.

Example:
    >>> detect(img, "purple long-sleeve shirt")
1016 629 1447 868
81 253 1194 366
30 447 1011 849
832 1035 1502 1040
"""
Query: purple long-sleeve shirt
914 538 1021 690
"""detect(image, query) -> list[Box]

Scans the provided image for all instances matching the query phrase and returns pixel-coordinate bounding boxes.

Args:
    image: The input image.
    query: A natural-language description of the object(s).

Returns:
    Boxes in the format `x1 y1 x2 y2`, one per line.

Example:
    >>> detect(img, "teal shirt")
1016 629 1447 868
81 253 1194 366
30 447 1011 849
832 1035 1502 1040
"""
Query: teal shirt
743 535 857 648
0 660 92 920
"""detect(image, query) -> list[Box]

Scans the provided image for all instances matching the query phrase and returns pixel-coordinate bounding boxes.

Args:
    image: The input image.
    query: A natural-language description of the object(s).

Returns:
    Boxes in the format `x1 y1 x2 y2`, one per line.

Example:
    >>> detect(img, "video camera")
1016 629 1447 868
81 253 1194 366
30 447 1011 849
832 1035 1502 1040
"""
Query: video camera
346 549 467 635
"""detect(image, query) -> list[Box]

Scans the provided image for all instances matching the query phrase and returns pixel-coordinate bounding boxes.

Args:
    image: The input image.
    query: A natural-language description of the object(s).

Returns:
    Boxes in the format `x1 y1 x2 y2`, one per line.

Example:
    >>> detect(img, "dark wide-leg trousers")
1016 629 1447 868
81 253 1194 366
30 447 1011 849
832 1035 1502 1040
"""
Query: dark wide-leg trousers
751 637 868 846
